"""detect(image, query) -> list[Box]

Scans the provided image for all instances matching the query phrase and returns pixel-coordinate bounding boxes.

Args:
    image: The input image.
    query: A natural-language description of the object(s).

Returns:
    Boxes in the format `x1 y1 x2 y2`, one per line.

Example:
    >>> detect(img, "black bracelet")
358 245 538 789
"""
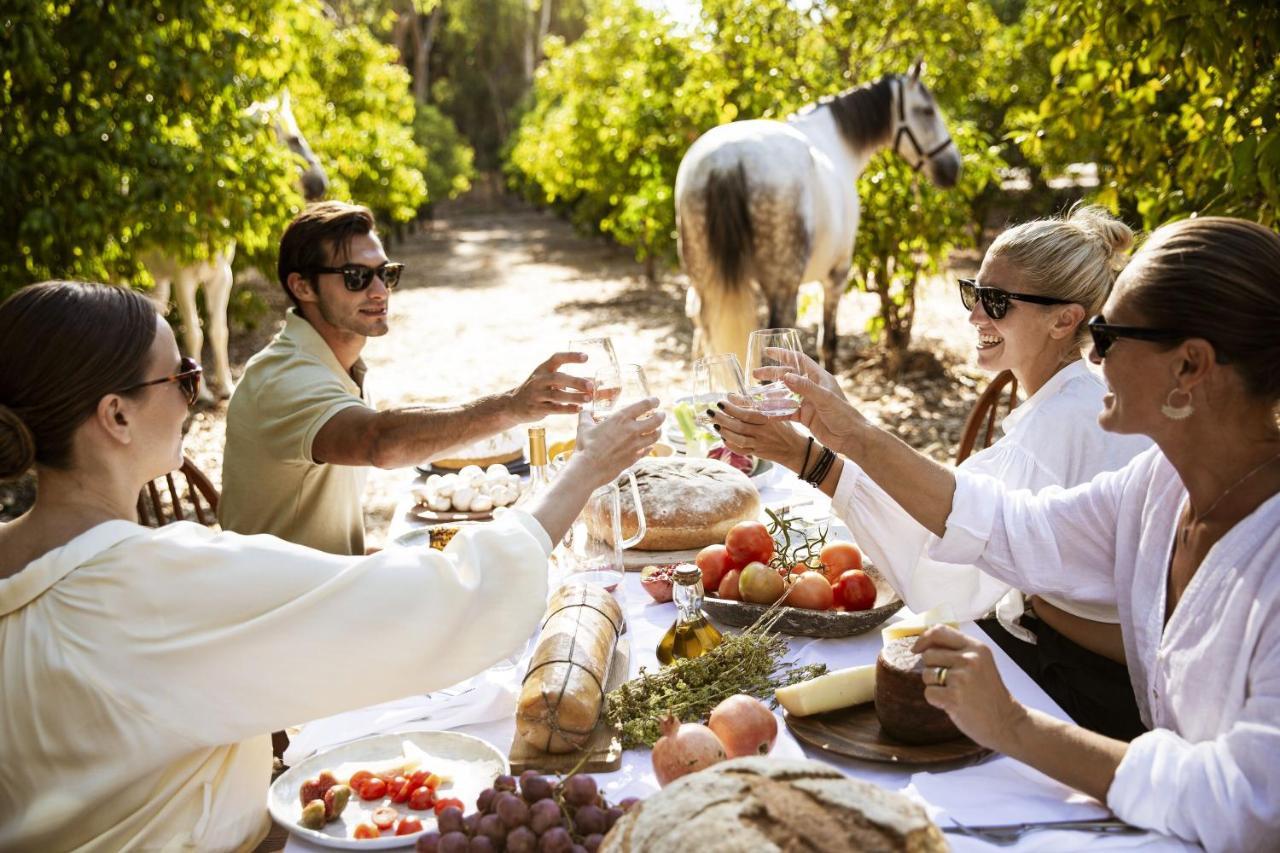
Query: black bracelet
804 445 835 486
799 436 814 478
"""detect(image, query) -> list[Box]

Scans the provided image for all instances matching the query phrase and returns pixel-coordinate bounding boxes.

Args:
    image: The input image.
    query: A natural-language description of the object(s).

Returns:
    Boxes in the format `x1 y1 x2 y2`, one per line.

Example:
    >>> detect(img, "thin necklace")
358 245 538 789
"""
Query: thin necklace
1182 449 1280 545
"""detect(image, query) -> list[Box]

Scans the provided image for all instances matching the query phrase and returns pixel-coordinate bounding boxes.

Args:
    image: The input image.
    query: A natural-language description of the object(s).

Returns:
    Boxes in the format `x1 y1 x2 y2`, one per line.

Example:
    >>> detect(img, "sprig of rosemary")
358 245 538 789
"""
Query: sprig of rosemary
604 605 827 749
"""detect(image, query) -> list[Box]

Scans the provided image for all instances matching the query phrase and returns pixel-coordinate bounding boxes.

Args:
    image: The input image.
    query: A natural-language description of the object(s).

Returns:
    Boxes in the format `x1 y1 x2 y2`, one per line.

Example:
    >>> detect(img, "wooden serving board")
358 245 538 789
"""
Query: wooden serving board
620 547 703 570
509 637 631 774
785 702 993 767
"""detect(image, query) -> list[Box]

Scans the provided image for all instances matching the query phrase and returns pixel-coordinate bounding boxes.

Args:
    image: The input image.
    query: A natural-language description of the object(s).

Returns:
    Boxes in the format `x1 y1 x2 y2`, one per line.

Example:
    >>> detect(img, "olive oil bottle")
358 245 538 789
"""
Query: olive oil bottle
657 564 723 665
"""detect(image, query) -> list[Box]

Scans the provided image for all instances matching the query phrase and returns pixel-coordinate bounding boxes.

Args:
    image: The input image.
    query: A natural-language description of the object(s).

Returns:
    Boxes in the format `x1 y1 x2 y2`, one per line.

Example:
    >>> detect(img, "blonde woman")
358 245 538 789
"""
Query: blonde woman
712 206 1151 738
774 217 1280 851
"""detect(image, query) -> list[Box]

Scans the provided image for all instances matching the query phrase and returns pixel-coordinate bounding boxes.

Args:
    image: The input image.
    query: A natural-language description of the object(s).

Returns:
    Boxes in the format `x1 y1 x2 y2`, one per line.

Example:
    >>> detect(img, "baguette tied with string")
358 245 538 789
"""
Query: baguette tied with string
516 583 624 753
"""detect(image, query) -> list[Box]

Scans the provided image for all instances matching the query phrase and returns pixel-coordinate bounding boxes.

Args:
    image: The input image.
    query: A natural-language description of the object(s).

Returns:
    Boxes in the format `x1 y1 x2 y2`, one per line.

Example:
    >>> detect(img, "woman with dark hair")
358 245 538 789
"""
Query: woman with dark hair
757 217 1280 851
0 282 663 851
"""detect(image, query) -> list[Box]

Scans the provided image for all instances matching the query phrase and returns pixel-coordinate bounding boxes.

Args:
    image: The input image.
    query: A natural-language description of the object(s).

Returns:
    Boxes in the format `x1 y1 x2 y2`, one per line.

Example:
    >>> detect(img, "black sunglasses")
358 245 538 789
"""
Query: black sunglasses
958 278 1072 320
118 356 203 406
1086 315 1200 359
310 262 404 292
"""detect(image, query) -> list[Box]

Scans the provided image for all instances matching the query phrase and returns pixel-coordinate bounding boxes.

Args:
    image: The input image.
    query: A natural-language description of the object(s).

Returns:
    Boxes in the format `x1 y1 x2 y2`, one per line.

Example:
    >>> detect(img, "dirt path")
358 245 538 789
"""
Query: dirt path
170 192 987 546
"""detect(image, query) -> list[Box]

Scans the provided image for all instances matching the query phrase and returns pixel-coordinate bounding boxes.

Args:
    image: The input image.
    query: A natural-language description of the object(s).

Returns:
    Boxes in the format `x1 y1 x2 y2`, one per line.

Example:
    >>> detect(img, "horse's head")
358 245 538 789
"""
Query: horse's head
893 59 961 188
251 91 330 201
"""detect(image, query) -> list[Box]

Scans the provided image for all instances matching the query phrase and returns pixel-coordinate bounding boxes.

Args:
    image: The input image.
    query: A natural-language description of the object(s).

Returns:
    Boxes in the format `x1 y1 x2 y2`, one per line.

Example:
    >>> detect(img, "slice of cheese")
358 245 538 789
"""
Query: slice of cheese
880 604 959 644
775 664 876 717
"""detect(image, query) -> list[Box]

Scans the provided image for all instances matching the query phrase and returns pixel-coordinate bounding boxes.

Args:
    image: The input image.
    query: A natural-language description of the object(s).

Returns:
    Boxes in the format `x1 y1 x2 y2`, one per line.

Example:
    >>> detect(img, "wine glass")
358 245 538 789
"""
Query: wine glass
591 363 651 422
567 337 620 385
692 353 749 428
746 328 803 417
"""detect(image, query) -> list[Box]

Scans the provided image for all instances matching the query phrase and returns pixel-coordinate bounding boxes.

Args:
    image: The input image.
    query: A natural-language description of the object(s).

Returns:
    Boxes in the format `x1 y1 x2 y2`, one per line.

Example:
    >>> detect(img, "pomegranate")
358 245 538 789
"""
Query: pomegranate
640 564 676 603
707 694 777 758
650 714 726 786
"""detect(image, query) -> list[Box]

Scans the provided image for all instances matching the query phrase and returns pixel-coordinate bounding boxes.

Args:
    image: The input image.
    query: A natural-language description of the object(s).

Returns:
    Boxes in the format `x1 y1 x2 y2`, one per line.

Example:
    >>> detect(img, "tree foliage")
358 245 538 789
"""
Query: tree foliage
1011 0 1280 228
1 0 474 299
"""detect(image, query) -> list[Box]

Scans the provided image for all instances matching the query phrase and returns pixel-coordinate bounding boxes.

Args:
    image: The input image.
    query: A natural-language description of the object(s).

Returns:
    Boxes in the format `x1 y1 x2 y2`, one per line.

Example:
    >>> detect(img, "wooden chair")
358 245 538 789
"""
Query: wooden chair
955 370 1019 464
136 456 220 527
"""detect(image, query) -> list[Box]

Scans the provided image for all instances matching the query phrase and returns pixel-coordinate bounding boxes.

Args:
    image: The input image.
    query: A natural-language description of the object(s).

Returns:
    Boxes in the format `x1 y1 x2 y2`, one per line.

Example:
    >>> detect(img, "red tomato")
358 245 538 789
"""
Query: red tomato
395 816 425 836
348 770 375 791
783 571 835 610
391 776 414 804
716 568 743 601
833 569 876 611
408 785 434 810
695 544 735 591
408 769 429 789
352 823 380 839
725 521 773 566
433 797 465 815
371 806 399 831
819 541 863 584
358 778 388 801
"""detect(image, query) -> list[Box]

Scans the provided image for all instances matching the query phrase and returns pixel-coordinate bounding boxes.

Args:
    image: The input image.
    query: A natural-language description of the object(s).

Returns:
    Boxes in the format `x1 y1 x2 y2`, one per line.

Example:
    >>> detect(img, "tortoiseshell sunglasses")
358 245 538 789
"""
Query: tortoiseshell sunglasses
118 356 203 406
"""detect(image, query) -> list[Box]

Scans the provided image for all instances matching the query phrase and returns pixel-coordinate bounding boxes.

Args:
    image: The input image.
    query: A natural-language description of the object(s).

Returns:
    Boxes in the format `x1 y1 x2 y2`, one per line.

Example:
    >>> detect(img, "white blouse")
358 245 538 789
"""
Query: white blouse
932 446 1280 852
833 360 1151 637
0 512 552 852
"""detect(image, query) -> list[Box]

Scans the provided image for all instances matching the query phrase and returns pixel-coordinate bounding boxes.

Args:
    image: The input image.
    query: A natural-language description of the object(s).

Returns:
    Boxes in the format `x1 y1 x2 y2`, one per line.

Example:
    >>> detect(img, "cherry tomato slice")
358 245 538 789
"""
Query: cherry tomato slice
433 797 465 815
348 770 375 791
395 816 425 836
352 823 380 839
408 769 429 789
371 806 399 831
407 785 434 811
358 778 388 801
385 776 407 804
423 773 442 791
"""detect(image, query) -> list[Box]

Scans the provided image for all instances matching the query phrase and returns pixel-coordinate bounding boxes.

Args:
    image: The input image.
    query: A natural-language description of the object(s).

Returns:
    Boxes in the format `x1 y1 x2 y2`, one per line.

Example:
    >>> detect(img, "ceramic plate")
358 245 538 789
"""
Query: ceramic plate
268 731 507 849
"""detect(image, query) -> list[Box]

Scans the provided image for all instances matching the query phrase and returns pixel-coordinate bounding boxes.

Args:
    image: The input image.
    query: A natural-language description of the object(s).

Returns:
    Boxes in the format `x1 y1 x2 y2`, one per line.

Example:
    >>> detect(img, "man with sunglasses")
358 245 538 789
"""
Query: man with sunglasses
220 201 592 555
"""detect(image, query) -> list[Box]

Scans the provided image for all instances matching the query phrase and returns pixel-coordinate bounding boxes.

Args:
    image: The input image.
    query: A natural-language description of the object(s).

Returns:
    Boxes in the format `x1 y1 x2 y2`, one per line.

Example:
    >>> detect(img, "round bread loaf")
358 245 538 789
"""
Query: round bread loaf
587 457 761 552
875 638 961 745
600 757 946 852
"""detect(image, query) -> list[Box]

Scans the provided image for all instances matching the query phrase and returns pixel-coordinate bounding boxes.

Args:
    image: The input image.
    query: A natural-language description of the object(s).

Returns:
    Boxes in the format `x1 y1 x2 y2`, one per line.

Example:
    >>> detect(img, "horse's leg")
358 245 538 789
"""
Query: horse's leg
171 266 216 405
205 248 235 398
821 265 850 371
764 286 798 332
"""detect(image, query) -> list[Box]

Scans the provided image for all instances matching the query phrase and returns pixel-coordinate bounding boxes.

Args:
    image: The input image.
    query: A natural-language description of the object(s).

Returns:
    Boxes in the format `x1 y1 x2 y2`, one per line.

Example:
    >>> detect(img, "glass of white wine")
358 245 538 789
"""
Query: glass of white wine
746 328 803 417
591 363 651 422
692 353 749 429
567 337 620 386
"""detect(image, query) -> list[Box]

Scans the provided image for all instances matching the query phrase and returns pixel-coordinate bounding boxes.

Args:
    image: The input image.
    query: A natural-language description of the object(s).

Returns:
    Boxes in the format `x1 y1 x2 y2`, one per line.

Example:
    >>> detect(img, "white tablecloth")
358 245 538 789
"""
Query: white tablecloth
283 466 1196 852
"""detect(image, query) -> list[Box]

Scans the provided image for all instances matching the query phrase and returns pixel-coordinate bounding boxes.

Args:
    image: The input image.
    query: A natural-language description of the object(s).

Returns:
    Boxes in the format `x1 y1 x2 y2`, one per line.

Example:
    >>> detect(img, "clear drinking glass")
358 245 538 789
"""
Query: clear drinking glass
567 337 620 384
692 353 749 429
746 328 803 417
591 363 651 422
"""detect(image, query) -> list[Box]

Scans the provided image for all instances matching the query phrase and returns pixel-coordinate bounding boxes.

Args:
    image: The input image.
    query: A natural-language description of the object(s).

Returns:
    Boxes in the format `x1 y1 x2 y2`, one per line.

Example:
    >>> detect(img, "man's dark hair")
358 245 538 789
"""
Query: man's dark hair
276 201 377 309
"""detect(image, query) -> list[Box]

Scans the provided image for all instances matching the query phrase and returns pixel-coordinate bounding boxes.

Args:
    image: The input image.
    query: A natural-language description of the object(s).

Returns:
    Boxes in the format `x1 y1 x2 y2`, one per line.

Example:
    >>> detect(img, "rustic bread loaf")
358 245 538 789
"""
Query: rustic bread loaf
875 638 961 745
515 584 623 754
601 757 946 852
587 457 760 552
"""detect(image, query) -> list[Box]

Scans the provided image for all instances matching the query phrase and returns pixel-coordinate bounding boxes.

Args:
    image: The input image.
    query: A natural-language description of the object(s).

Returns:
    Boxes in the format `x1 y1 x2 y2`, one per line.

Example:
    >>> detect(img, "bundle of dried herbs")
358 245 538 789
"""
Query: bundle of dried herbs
604 607 827 749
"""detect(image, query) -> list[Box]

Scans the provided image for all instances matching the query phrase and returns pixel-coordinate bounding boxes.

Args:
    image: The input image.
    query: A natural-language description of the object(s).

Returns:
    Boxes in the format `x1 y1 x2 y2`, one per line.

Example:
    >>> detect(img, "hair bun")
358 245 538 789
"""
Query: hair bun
0 403 37 481
1069 204 1135 263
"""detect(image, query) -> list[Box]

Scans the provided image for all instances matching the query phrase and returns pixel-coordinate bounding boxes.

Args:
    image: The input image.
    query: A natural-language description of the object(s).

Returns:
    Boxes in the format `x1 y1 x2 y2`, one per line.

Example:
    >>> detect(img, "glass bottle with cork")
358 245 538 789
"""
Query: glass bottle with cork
519 425 552 506
657 564 723 665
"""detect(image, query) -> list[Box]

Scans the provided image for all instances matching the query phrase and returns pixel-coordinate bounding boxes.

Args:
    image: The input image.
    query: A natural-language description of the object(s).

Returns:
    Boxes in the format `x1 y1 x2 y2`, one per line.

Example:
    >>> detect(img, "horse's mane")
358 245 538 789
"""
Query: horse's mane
800 74 896 152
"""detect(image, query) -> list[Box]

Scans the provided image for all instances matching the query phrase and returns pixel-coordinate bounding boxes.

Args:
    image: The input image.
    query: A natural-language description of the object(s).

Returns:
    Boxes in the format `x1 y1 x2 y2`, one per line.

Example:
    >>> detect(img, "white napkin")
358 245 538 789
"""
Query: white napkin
904 757 1198 851
282 666 522 766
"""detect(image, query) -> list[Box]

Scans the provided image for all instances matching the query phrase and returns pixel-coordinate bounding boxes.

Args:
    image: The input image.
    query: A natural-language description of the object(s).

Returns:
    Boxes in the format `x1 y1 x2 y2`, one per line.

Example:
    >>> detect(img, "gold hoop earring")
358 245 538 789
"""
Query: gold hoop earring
1161 388 1193 421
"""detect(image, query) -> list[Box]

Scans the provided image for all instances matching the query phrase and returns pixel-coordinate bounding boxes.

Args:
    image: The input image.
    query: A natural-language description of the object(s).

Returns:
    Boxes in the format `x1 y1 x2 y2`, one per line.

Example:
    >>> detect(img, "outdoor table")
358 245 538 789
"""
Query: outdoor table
275 465 1196 852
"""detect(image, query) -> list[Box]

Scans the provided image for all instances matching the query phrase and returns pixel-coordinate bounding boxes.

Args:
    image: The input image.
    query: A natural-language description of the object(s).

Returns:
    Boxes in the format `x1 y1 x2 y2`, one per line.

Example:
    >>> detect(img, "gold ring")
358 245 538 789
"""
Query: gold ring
935 665 949 687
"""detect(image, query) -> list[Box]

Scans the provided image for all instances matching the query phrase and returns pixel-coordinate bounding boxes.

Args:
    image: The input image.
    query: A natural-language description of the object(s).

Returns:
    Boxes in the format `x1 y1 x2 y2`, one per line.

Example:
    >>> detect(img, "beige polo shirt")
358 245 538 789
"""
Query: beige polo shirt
220 310 370 554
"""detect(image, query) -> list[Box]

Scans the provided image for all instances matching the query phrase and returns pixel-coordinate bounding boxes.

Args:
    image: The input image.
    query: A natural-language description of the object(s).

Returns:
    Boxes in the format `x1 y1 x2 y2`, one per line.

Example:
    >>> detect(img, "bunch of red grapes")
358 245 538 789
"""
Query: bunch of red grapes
415 770 638 853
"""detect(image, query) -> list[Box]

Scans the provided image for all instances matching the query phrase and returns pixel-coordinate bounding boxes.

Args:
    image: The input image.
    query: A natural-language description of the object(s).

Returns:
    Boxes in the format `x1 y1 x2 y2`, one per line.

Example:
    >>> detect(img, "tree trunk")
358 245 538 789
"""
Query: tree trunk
523 1 536 84
536 0 553 66
413 6 442 104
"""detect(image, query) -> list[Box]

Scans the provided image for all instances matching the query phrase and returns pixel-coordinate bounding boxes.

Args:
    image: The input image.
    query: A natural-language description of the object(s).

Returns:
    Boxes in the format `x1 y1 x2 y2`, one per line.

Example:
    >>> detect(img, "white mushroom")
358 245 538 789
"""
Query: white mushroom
469 494 495 513
451 486 476 512
486 463 508 478
428 495 453 513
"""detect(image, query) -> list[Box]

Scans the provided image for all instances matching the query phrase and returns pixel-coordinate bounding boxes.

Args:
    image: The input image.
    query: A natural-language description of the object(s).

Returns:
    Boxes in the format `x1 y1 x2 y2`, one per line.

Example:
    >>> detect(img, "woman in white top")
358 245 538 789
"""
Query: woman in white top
773 216 1280 851
712 207 1151 737
0 281 663 852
